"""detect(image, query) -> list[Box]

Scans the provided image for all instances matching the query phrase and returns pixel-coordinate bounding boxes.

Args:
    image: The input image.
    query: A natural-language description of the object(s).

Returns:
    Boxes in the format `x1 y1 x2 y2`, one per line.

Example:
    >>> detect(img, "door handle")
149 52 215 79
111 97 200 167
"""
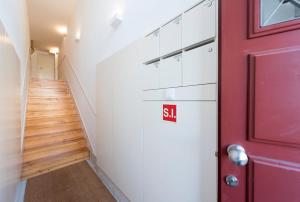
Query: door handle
227 144 248 166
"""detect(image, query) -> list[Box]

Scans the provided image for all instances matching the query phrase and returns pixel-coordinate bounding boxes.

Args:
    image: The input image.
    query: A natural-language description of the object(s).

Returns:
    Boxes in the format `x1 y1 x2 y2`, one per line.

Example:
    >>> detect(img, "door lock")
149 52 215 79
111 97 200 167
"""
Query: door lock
225 175 239 187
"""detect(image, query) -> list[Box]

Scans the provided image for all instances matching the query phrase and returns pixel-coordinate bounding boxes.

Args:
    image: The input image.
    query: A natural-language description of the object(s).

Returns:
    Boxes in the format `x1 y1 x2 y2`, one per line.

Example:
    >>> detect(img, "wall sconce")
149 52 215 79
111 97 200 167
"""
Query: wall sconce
110 12 123 28
75 31 81 42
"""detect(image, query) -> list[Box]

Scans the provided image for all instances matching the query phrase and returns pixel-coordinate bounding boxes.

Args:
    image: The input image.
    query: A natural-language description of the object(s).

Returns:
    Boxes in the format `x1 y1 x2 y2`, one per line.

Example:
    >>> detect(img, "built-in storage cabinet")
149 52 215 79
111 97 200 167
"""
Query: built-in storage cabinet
182 42 217 86
141 1 218 201
143 30 160 62
159 54 182 88
182 0 216 48
142 61 160 90
142 0 217 91
160 16 182 57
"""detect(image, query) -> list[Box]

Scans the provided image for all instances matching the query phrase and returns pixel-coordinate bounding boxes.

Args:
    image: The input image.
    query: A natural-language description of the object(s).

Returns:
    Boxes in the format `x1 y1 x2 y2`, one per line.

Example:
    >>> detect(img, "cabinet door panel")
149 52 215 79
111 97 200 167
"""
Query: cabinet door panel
182 0 216 48
182 43 217 86
142 62 160 90
160 16 182 57
159 54 182 88
143 30 160 62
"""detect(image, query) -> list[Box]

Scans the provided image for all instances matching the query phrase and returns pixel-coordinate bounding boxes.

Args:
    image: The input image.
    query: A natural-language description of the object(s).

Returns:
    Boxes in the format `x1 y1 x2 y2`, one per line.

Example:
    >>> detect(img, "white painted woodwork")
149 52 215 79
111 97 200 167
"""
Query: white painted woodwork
182 0 216 48
159 54 182 88
182 42 217 86
0 20 22 202
97 40 144 202
143 101 217 202
95 1 219 202
143 30 160 62
142 61 160 90
142 84 217 101
160 16 182 57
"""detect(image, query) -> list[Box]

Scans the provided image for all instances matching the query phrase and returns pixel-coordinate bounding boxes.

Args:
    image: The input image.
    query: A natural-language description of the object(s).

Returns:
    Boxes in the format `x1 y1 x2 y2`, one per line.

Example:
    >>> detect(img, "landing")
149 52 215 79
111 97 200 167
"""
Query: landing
24 162 115 202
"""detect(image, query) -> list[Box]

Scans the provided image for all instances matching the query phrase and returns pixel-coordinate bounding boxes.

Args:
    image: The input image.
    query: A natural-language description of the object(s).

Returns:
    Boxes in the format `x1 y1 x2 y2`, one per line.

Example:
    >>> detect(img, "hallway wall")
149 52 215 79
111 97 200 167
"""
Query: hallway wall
0 1 30 201
0 19 22 202
31 51 55 80
0 0 31 149
61 0 200 159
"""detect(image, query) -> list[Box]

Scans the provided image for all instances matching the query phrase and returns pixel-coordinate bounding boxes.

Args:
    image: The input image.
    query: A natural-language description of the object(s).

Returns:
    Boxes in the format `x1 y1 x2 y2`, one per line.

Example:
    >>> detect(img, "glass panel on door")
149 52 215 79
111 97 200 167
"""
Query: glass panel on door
261 0 300 26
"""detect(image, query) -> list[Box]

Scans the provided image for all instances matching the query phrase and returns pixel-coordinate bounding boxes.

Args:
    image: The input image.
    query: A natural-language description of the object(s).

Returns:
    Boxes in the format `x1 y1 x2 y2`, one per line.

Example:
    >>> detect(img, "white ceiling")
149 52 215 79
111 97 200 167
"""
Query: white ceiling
27 0 78 51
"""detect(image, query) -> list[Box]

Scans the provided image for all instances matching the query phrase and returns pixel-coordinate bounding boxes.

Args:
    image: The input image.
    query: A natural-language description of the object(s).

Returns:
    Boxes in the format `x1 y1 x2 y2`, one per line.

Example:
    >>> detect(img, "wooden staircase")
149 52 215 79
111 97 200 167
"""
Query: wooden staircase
21 79 90 180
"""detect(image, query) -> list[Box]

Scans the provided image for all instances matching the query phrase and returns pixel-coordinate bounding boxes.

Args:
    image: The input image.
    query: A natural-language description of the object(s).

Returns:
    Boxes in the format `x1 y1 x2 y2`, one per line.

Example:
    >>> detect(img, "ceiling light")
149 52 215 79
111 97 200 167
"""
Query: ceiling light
49 47 60 54
56 26 68 35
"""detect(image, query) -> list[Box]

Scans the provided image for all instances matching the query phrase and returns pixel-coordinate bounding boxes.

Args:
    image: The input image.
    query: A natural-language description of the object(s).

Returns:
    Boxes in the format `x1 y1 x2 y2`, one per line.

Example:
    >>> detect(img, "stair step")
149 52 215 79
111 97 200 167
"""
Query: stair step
27 103 75 112
26 109 78 119
28 97 74 105
21 149 89 180
30 79 67 84
22 79 90 180
26 115 80 127
25 122 82 137
29 91 70 97
23 139 87 163
30 83 69 89
24 131 85 151
28 95 72 99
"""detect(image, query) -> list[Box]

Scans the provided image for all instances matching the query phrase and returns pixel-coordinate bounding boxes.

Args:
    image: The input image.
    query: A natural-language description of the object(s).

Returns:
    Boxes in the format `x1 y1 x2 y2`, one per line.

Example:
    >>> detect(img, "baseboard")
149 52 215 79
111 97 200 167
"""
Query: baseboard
15 180 27 202
87 160 130 202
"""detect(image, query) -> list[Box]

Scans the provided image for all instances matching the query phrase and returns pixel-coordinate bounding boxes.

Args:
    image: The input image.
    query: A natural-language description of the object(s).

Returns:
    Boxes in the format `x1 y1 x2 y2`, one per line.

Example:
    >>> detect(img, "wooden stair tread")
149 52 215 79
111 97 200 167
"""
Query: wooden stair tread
28 92 71 96
24 130 84 150
30 80 67 84
26 115 80 127
22 79 90 180
21 149 89 180
25 135 85 151
26 110 78 119
28 98 74 105
27 104 75 112
23 139 87 163
25 122 82 137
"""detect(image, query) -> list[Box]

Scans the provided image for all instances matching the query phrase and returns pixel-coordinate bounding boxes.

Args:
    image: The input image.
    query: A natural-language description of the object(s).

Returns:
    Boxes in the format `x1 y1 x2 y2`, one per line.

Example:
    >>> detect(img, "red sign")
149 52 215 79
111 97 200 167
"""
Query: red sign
163 104 177 122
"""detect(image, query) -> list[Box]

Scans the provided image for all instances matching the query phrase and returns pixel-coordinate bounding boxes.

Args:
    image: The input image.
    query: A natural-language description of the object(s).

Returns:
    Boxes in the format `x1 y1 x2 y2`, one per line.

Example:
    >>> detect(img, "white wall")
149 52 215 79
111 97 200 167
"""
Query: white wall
96 39 143 201
0 1 30 201
31 51 55 80
61 0 200 158
0 19 22 202
0 0 31 149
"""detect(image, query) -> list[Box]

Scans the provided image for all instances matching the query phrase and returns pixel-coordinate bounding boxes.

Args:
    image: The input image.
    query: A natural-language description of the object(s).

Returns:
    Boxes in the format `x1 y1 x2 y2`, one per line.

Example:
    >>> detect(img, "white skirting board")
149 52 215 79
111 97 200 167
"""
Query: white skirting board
15 180 27 202
87 160 130 202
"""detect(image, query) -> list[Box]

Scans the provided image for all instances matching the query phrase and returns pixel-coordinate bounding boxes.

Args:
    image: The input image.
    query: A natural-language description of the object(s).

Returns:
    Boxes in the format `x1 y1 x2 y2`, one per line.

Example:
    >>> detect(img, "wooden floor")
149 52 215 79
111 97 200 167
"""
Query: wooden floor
22 79 90 180
24 162 116 202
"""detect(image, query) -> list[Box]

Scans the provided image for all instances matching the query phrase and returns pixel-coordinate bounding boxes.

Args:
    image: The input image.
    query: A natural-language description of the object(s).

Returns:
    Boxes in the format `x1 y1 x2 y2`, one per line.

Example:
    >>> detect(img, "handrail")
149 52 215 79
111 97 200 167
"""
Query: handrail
59 55 96 115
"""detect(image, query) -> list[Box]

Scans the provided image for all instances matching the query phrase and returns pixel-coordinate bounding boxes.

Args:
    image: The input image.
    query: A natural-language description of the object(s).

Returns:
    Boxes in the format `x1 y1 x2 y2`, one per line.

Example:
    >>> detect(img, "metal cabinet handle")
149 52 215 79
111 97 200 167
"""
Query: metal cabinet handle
227 144 248 166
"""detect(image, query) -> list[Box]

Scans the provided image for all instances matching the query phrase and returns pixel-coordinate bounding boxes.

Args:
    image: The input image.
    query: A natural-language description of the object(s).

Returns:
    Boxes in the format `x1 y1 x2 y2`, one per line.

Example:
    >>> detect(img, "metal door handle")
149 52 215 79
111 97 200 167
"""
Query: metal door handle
227 144 248 166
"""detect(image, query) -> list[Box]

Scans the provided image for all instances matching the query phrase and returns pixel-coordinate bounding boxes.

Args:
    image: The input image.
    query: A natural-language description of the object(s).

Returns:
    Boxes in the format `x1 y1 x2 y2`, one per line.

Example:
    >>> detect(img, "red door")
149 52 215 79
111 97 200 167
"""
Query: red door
220 0 300 201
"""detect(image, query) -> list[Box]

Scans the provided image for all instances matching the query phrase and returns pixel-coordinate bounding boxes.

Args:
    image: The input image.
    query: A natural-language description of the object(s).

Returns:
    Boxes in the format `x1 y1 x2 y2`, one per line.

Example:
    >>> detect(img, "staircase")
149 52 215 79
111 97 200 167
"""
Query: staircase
21 79 90 180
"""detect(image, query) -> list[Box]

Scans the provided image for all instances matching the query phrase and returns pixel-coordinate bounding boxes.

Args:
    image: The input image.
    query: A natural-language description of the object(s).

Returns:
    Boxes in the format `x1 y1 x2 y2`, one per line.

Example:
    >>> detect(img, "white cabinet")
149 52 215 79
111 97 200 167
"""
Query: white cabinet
182 0 216 48
182 42 217 86
160 16 182 57
143 101 217 202
143 30 160 62
142 62 160 90
159 54 182 88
